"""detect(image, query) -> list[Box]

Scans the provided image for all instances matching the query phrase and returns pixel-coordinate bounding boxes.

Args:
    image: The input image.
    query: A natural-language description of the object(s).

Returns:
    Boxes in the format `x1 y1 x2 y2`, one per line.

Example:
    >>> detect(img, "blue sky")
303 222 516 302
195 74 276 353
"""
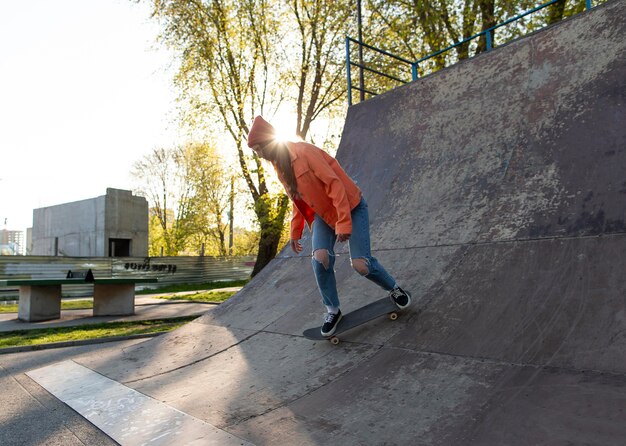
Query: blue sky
0 0 179 231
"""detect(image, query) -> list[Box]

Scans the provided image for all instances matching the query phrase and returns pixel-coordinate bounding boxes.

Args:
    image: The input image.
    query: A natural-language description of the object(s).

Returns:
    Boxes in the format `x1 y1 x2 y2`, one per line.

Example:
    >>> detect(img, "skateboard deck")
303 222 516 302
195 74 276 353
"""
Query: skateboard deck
303 296 400 344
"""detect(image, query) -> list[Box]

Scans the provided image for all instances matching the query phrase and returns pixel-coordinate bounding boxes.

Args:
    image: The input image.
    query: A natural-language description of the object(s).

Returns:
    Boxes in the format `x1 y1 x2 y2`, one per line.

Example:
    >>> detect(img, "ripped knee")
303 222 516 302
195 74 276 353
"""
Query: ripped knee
313 249 330 270
351 257 370 276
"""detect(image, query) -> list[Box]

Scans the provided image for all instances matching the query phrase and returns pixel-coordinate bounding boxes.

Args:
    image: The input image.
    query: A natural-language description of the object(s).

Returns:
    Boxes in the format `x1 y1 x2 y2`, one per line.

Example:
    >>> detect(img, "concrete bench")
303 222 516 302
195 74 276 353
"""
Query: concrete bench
0 276 158 322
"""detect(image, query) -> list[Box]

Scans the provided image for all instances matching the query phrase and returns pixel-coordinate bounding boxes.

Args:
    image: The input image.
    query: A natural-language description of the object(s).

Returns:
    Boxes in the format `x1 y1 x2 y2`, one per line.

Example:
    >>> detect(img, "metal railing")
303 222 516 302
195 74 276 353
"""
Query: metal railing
347 0 597 105
346 37 414 105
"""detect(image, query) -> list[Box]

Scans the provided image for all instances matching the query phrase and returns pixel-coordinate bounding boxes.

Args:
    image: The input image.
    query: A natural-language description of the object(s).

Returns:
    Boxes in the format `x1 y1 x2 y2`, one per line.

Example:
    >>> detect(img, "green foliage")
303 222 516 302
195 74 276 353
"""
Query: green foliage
357 0 598 98
134 142 243 256
180 142 234 255
0 317 197 349
154 290 236 303
0 300 95 313
137 279 248 294
287 0 355 137
136 0 599 268
142 0 355 274
231 227 262 256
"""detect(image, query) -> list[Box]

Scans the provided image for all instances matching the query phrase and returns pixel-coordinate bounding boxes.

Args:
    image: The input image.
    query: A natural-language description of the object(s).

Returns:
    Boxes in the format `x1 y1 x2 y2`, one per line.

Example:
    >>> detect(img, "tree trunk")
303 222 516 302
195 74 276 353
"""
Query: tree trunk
228 177 234 256
252 222 283 276
476 0 496 54
251 194 290 277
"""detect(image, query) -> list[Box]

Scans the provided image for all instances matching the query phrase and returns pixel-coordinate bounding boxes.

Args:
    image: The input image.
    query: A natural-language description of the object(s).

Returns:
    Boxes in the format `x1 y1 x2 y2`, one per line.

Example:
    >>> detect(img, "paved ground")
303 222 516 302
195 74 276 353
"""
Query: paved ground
0 289 239 445
0 289 240 332
0 339 144 446
1 2 625 445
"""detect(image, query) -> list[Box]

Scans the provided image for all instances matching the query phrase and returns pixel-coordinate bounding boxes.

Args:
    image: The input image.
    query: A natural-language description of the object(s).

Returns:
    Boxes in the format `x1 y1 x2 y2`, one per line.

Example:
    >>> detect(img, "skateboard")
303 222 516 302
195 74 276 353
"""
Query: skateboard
303 296 401 345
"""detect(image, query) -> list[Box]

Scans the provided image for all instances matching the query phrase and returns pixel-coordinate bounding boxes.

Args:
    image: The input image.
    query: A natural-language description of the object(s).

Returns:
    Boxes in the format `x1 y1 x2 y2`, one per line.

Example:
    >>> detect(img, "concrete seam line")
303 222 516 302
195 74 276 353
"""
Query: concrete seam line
11 372 99 444
276 232 626 257
0 364 49 412
383 344 626 379
122 319 340 385
123 327 260 384
224 342 386 429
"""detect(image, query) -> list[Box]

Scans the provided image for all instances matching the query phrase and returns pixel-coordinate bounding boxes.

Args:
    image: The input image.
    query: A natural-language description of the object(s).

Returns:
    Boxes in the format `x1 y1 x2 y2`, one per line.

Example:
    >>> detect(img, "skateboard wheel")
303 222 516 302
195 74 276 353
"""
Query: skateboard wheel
389 312 398 321
330 336 340 345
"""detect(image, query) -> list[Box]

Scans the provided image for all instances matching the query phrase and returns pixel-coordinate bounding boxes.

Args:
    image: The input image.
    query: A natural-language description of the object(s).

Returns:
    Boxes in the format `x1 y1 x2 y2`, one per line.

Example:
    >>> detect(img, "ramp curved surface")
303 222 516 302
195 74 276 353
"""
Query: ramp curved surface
30 2 626 444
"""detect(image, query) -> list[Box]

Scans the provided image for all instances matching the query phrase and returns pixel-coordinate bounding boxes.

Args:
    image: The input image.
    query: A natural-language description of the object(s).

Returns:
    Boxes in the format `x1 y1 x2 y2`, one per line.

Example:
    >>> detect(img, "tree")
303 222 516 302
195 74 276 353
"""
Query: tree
132 147 194 255
142 0 289 275
184 142 234 256
141 0 354 275
363 0 483 90
475 0 495 54
363 0 571 86
133 142 233 256
546 0 587 25
287 0 353 138
136 0 595 266
147 207 175 256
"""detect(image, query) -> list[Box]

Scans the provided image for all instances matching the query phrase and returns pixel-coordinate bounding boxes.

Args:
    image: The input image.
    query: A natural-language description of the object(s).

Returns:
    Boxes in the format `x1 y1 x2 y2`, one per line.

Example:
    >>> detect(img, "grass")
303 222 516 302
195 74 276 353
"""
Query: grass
0 300 94 313
0 280 246 348
0 316 197 349
0 289 237 313
0 279 250 302
137 279 249 295
154 290 236 304
0 280 247 312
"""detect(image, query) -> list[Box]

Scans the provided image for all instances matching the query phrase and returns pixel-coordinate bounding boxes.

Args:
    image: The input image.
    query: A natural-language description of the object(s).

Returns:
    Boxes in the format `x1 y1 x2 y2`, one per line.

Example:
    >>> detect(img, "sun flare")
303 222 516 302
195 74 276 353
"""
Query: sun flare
271 112 301 143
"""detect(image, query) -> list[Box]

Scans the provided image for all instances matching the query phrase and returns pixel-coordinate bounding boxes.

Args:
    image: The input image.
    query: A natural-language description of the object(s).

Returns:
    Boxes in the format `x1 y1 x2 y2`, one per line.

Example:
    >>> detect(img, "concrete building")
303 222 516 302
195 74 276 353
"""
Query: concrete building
31 188 149 257
0 229 25 255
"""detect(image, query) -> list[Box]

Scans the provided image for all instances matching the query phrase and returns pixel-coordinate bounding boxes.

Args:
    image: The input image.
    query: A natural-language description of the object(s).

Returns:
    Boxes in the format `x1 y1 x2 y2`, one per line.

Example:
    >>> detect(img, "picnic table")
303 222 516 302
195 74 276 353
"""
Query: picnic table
0 275 158 322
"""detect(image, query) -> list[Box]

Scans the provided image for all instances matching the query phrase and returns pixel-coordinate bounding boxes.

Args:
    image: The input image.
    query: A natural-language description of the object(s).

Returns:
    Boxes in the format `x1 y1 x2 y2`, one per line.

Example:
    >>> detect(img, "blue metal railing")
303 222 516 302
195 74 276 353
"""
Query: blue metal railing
346 37 414 106
347 0 597 105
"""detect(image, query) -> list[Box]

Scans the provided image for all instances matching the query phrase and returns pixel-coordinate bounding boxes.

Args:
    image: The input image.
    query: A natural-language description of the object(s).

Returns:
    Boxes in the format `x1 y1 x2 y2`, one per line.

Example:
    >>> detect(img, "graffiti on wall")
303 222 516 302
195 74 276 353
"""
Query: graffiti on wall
124 258 177 274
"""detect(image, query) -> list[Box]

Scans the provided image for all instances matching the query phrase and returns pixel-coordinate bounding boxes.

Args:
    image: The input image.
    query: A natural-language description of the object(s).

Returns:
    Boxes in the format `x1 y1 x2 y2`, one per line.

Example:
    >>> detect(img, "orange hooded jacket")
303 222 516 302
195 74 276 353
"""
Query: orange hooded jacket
276 141 362 240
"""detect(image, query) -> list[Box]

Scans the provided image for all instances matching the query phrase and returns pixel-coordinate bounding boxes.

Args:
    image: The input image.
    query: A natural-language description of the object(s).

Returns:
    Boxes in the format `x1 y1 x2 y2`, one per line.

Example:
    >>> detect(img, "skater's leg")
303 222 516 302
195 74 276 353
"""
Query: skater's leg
348 198 396 291
312 215 344 336
311 214 340 309
349 198 412 308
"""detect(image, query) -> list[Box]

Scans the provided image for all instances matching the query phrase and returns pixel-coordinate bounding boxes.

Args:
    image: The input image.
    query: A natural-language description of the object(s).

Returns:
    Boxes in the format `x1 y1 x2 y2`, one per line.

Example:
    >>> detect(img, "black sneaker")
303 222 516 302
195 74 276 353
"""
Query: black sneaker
321 310 342 337
389 286 412 309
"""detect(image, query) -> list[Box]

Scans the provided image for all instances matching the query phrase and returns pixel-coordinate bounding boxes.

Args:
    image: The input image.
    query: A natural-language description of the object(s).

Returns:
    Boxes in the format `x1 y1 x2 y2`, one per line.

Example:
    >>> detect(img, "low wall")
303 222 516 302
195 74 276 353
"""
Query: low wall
0 255 255 298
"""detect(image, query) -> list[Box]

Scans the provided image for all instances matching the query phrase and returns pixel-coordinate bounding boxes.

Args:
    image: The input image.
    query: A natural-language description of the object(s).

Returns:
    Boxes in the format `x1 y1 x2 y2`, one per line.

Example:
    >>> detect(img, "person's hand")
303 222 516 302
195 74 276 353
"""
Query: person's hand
290 239 303 254
337 233 351 242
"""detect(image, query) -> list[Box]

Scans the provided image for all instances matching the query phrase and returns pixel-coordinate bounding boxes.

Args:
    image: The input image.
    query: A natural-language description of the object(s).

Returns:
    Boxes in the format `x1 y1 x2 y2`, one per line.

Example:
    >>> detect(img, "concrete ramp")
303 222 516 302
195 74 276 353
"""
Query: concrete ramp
29 1 626 444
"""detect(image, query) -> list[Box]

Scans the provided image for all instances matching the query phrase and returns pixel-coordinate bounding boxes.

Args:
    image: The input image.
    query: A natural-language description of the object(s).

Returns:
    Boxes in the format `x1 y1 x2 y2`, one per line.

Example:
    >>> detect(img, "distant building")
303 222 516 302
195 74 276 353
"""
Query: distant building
26 228 32 255
0 229 25 255
31 188 149 257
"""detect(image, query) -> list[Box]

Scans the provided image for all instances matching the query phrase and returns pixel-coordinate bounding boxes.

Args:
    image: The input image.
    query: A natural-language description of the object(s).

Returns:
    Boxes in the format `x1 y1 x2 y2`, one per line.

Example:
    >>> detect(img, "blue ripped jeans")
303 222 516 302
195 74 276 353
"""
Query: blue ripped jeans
311 197 397 309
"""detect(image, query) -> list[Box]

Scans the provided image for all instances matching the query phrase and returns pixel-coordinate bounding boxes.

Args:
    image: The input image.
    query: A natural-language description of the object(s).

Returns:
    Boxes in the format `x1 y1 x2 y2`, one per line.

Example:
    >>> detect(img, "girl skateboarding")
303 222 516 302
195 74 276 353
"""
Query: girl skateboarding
247 115 411 336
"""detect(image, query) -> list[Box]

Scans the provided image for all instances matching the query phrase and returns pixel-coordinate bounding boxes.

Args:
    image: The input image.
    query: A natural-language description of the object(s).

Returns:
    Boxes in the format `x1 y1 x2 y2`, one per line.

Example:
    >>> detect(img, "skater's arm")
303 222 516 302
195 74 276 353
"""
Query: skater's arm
290 203 306 240
337 234 350 242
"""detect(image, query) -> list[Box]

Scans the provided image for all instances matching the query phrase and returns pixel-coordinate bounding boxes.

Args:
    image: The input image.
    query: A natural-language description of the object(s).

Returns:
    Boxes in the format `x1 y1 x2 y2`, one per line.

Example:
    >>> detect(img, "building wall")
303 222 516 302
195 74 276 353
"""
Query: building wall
31 188 148 257
105 189 149 256
32 195 105 256
26 228 32 255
